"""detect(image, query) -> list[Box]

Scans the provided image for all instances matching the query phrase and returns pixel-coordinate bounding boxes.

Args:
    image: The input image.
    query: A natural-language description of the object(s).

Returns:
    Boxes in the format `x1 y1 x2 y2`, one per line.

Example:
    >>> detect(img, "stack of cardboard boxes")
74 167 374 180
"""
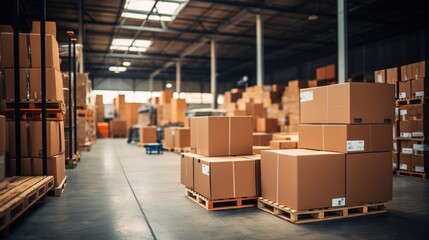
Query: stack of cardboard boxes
281 80 308 133
260 83 394 212
163 127 190 150
75 73 96 146
181 116 260 203
153 91 187 126
315 64 337 86
0 116 5 181
0 22 66 188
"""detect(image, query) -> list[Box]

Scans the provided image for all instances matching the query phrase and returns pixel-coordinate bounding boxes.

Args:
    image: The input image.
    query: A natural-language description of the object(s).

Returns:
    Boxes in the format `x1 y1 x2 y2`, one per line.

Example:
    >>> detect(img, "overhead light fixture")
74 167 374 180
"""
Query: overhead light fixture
166 83 173 89
122 0 189 22
109 66 127 72
308 14 318 21
122 61 132 67
110 38 152 52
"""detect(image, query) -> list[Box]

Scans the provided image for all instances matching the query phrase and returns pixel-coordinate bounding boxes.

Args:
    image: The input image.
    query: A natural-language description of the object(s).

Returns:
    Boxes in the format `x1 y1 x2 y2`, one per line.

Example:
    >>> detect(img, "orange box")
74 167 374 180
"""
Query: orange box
316 66 327 80
399 153 412 171
97 123 109 138
326 64 336 80
163 127 177 148
110 120 127 137
181 152 203 190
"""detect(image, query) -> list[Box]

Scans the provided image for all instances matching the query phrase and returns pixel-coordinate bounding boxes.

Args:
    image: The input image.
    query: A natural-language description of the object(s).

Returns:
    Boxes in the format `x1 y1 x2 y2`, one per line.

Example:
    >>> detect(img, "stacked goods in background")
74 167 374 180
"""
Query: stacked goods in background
181 116 260 210
281 80 308 133
75 73 96 148
94 94 105 137
395 61 428 178
315 64 337 86
259 82 394 222
163 127 190 151
62 73 75 160
0 116 5 181
0 22 66 187
149 91 187 126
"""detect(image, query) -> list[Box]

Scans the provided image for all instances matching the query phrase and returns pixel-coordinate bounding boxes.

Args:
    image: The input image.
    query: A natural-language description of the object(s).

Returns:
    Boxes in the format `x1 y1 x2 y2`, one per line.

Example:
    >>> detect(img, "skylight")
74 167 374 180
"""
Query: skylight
110 38 152 52
122 0 189 22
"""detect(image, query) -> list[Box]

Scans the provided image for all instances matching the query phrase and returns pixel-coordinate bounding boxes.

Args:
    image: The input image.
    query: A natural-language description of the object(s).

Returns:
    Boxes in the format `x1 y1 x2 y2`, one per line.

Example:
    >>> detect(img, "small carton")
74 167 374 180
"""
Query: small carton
140 126 157 144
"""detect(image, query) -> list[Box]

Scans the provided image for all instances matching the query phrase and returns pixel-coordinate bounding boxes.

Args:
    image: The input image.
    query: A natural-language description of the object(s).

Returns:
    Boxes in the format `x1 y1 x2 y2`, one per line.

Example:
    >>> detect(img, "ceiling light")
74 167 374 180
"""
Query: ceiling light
308 15 318 21
125 0 155 12
155 2 180 15
122 61 132 67
112 38 133 46
166 83 172 89
122 0 189 22
110 38 152 52
109 66 127 72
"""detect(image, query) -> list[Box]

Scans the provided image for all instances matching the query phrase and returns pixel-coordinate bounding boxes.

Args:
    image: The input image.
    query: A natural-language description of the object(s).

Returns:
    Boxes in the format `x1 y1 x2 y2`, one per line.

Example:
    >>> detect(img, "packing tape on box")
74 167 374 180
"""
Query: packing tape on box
26 35 32 68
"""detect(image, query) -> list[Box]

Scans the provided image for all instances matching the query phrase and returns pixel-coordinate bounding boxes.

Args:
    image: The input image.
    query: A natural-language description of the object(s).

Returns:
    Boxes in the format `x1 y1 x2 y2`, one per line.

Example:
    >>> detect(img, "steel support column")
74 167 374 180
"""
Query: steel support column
176 62 181 94
256 13 264 86
337 0 348 83
210 39 217 109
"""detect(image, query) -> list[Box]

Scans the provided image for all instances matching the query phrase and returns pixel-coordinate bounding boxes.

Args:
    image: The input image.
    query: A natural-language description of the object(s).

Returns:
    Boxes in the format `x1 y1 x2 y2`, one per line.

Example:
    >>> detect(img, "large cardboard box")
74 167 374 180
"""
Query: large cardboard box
399 120 412 138
416 61 428 79
171 98 187 123
261 149 345 211
411 78 428 98
140 126 157 144
398 80 411 99
256 118 278 133
269 140 297 150
300 83 395 124
110 120 127 137
346 152 392 206
411 154 427 173
180 152 203 190
0 116 5 181
399 104 429 121
163 127 177 148
399 153 412 171
175 128 190 148
299 124 393 153
386 67 399 84
253 132 272 146
193 156 259 200
374 69 386 83
3 68 63 101
10 153 65 187
0 33 60 70
8 121 64 158
31 21 57 39
191 116 253 156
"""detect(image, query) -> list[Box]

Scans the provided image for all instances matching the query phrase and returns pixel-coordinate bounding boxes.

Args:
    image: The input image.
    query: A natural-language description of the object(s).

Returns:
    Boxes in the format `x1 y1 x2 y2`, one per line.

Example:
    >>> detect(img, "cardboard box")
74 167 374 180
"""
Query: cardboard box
316 66 327 80
0 116 5 181
411 154 427 173
0 33 60 70
110 120 127 137
399 153 412 171
193 156 259 200
163 127 176 148
416 61 428 79
160 91 174 104
326 64 336 80
272 133 299 141
288 80 308 90
298 124 393 153
346 152 392 206
256 118 278 133
399 104 429 121
8 121 64 158
245 103 265 118
31 21 57 39
181 152 204 190
3 68 63 101
399 120 413 138
386 67 398 84
392 152 398 170
411 78 428 98
191 116 253 157
171 98 187 123
270 140 297 150
253 132 272 146
261 149 345 210
252 146 270 154
175 128 190 148
398 80 411 99
374 69 386 83
400 141 413 154
300 83 395 124
307 80 317 88
10 153 65 187
412 119 427 137
140 126 157 144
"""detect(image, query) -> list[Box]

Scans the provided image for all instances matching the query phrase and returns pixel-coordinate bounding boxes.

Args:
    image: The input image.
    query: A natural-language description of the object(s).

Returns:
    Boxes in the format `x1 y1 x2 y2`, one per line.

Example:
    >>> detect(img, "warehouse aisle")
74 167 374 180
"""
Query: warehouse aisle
7 139 429 240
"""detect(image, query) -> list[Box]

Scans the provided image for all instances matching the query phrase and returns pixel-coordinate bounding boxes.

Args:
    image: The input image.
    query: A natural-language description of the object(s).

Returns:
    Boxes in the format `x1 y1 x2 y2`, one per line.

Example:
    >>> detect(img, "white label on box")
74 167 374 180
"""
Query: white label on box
399 92 406 99
413 144 429 151
300 91 313 102
402 148 413 154
202 164 210 176
400 110 407 116
412 132 424 137
400 132 412 138
415 166 425 173
415 91 425 97
346 140 365 152
400 164 408 170
332 197 346 207
393 142 398 151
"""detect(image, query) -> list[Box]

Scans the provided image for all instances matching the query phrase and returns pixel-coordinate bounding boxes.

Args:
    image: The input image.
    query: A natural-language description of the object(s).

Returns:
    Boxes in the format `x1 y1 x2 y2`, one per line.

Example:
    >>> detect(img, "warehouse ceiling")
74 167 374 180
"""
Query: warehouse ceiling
1 0 428 84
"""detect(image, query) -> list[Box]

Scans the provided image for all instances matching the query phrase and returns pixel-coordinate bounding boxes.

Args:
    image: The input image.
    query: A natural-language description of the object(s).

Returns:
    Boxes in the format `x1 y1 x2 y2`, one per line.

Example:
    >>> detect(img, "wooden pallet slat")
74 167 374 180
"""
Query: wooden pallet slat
185 188 258 211
257 197 388 224
48 176 68 197
396 170 427 179
174 147 191 153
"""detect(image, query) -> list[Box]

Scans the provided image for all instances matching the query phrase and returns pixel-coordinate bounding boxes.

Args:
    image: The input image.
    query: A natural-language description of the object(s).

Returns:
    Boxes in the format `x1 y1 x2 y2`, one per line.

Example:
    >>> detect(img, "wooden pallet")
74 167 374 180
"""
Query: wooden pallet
163 147 174 152
0 176 54 232
1 100 64 112
396 170 427 179
396 97 428 105
48 176 68 197
79 142 92 152
394 137 426 141
185 188 258 211
174 147 191 153
257 198 388 224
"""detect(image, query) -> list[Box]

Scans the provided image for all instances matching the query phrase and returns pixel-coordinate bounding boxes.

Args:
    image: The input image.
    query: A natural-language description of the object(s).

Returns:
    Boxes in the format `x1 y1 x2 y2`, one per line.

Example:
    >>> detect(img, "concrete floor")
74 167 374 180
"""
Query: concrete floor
6 139 429 240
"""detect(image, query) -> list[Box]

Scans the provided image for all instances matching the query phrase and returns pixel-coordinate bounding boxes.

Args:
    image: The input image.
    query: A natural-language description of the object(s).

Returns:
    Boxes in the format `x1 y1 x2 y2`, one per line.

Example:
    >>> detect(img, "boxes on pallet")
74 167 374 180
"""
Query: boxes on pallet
180 152 202 190
140 126 157 144
298 124 393 153
190 116 253 157
399 104 429 121
9 153 65 187
3 68 64 101
411 78 428 98
163 127 176 149
171 98 187 123
300 83 395 124
110 120 127 137
398 80 411 99
411 154 428 173
160 91 174 104
193 156 260 200
174 128 190 148
253 132 272 146
399 153 412 171
0 33 60 70
345 152 392 206
386 67 399 84
0 116 5 181
261 149 345 211
374 69 386 83
7 121 65 158
31 21 57 38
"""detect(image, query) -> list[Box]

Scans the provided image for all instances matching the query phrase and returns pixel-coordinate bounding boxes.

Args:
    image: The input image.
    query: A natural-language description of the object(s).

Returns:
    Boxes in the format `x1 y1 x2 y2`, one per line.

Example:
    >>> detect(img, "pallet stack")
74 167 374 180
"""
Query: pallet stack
75 73 96 148
163 127 190 152
181 116 260 210
0 22 66 191
258 82 394 223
